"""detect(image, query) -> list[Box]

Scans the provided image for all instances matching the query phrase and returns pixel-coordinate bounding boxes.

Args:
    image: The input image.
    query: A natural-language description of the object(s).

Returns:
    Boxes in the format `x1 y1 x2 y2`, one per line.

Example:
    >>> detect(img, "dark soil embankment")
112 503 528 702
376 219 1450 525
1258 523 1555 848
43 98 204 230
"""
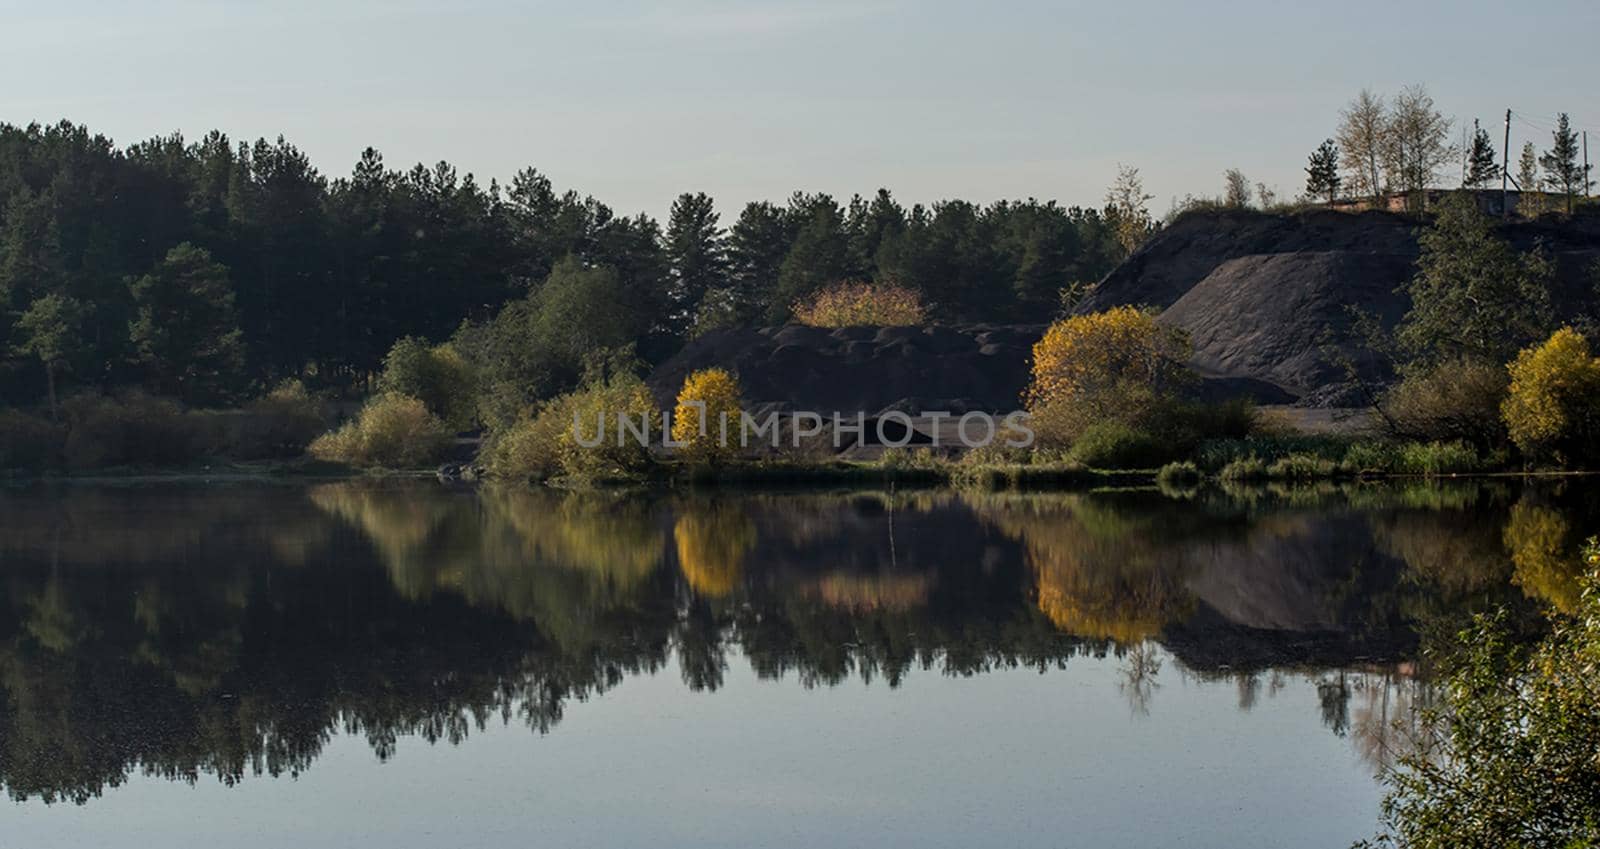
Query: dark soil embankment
1084 207 1600 402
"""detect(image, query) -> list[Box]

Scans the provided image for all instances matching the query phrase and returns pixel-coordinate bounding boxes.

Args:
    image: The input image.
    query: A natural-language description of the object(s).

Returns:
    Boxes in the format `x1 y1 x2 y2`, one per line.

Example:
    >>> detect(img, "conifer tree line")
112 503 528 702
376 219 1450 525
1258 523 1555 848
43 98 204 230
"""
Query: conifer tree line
0 121 1127 408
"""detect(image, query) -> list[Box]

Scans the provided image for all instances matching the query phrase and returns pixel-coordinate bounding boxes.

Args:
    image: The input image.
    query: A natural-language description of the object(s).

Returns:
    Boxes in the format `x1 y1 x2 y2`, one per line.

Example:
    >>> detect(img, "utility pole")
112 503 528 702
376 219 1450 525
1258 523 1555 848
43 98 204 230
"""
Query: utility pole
1502 108 1512 218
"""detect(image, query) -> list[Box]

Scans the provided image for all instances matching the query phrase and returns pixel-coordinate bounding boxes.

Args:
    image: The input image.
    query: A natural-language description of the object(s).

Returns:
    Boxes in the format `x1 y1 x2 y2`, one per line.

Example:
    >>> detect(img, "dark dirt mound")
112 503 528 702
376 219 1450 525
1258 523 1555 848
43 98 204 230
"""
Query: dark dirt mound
1078 208 1422 314
649 324 1046 414
1162 251 1412 395
1082 207 1600 402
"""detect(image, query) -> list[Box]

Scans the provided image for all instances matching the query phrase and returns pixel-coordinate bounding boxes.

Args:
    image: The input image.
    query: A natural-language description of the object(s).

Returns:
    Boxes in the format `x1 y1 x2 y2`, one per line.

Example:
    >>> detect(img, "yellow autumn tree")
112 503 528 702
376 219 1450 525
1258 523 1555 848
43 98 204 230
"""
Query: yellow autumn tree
1023 306 1191 445
791 281 925 327
1501 327 1600 465
672 367 742 464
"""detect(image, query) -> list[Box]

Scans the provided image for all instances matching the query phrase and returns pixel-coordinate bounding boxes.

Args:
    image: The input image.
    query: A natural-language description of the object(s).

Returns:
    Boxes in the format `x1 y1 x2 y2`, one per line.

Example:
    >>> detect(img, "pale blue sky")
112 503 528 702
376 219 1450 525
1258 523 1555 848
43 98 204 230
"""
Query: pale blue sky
3 0 1597 219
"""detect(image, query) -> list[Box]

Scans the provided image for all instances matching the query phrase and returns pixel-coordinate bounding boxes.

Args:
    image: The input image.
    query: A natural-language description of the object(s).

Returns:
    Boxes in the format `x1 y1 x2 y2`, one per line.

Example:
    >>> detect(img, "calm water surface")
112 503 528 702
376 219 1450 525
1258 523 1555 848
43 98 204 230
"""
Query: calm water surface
0 479 1591 848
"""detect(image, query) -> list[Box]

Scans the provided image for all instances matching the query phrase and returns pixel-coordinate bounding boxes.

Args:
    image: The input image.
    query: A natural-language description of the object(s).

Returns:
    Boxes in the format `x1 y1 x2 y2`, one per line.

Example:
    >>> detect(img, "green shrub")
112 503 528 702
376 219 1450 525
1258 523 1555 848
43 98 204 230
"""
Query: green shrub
1218 456 1268 482
1397 440 1483 476
1266 452 1342 481
1156 460 1203 486
1194 435 1350 472
378 337 478 432
1383 357 1509 446
309 393 450 468
881 447 946 471
0 409 63 471
957 444 1032 466
1067 421 1172 469
479 372 657 481
60 392 197 470
1343 440 1403 474
226 379 326 459
479 399 572 481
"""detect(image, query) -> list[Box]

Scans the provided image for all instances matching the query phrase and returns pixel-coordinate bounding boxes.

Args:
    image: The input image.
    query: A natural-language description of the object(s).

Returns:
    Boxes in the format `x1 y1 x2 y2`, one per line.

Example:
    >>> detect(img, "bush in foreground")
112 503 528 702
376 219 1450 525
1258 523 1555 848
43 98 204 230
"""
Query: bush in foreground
1369 540 1600 848
309 393 450 468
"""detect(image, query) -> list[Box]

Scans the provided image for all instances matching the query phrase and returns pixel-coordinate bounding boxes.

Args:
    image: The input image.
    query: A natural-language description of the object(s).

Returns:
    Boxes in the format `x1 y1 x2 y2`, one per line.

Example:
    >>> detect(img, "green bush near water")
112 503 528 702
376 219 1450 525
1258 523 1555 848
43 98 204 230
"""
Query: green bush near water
1156 460 1202 486
1217 455 1268 482
1066 421 1173 469
478 372 657 482
309 393 451 468
0 409 65 472
1265 453 1345 481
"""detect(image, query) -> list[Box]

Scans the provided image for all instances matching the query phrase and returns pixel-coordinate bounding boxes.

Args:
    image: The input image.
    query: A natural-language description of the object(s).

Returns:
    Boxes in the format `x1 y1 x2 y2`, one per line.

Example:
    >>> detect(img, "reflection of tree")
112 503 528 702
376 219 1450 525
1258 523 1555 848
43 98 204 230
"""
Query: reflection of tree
1373 509 1511 596
1317 672 1352 736
1503 499 1582 613
809 573 931 612
1119 642 1162 716
1347 669 1431 774
672 501 756 598
0 481 1564 809
971 495 1195 643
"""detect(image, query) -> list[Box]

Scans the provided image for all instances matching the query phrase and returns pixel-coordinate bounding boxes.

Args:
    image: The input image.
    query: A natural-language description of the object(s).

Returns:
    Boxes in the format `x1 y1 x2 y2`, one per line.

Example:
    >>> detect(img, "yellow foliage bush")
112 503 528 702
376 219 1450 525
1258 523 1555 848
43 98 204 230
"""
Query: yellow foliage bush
1501 327 1600 465
309 393 450 468
791 281 926 327
1024 307 1192 446
672 367 742 464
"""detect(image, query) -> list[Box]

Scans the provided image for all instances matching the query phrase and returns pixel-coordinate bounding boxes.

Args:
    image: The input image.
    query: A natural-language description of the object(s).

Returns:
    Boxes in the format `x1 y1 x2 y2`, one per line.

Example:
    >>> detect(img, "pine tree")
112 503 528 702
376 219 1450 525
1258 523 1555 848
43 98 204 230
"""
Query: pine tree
1397 193 1553 364
128 243 245 404
1518 142 1547 217
1305 139 1341 203
726 201 793 325
664 192 728 338
1465 126 1499 188
1539 113 1591 213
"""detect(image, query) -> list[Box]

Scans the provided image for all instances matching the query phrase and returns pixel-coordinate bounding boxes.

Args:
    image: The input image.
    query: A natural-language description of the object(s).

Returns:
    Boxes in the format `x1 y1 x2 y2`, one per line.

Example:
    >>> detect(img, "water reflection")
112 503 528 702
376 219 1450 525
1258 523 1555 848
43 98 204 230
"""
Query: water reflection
0 479 1592 805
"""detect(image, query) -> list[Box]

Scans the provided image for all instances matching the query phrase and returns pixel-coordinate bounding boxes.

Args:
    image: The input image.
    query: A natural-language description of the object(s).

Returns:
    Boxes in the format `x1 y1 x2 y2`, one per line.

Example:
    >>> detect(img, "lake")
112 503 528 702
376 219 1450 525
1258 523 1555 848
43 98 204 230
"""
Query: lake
0 479 1588 848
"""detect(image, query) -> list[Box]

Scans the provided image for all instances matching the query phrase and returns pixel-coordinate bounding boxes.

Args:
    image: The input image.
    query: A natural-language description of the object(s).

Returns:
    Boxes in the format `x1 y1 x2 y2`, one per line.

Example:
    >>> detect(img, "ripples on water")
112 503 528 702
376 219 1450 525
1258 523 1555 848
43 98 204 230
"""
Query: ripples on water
0 479 1591 847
